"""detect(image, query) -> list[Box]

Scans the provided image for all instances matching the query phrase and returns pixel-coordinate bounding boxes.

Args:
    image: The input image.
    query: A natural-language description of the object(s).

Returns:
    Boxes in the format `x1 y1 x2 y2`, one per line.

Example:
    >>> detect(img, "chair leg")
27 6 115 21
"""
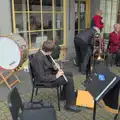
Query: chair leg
35 88 38 96
57 87 60 111
114 107 120 120
31 87 35 102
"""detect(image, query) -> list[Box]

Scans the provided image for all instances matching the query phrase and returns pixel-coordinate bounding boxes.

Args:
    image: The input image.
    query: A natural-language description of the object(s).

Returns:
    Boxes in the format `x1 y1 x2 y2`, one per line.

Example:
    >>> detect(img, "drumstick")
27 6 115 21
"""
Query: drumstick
49 55 68 82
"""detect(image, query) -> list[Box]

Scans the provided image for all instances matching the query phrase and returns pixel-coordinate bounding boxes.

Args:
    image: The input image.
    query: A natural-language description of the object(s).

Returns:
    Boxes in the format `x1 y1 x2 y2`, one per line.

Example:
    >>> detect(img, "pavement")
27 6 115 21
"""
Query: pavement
0 61 120 120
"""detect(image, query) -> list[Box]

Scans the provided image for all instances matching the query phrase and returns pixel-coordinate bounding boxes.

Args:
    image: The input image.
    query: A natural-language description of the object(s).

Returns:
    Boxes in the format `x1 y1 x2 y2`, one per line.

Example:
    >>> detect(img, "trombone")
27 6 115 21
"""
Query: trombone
90 33 105 73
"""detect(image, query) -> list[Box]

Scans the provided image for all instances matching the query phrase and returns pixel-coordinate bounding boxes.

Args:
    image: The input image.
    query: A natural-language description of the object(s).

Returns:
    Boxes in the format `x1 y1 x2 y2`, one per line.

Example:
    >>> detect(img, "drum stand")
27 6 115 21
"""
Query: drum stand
0 68 20 89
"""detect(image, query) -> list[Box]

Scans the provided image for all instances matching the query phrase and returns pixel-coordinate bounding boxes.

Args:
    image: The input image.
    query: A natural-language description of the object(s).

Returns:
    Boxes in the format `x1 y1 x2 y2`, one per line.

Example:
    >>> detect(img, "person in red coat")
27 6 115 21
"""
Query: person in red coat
91 10 104 31
109 23 120 66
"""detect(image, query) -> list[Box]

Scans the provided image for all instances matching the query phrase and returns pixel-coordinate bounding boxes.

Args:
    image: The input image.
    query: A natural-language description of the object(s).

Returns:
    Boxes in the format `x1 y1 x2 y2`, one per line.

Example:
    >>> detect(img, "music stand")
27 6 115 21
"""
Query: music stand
114 106 120 120
85 64 120 120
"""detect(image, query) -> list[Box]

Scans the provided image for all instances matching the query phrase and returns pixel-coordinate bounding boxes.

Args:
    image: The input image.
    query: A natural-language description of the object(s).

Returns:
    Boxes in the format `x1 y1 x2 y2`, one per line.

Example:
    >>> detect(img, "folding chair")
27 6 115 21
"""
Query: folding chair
0 68 20 89
8 87 57 120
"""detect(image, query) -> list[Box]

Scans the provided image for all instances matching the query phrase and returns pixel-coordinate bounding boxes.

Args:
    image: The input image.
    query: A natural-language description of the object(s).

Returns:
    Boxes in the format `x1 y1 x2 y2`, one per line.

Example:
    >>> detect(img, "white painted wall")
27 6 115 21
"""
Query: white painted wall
0 0 12 35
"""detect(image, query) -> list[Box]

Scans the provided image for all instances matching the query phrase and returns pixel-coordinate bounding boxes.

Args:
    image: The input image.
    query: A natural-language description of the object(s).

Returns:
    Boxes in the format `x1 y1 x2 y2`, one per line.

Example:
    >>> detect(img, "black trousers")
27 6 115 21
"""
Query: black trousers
51 72 75 106
115 49 120 65
74 37 92 73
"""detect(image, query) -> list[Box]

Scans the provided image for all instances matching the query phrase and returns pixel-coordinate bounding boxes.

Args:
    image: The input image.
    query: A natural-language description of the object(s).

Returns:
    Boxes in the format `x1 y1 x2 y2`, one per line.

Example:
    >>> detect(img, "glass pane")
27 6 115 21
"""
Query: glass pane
29 0 41 11
20 32 28 42
75 1 86 37
15 13 28 32
117 1 120 23
55 13 63 29
42 0 52 11
31 32 42 48
43 13 53 30
14 0 27 11
79 1 86 30
30 14 41 31
55 30 63 45
44 31 53 40
54 0 63 11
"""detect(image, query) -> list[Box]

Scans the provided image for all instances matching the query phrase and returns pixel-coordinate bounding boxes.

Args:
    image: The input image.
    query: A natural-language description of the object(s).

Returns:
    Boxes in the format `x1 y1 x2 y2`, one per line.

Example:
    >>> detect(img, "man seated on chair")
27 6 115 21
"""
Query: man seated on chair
109 23 120 66
31 40 81 112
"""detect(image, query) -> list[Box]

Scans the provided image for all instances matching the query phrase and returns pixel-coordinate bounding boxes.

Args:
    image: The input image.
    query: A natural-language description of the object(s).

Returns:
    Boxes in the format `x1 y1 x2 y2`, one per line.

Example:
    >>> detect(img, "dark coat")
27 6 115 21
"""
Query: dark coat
31 51 56 82
75 28 96 44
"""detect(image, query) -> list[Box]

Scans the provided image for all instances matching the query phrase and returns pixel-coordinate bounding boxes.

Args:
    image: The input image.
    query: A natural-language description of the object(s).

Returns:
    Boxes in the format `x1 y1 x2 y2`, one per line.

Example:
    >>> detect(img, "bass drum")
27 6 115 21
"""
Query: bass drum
0 34 28 72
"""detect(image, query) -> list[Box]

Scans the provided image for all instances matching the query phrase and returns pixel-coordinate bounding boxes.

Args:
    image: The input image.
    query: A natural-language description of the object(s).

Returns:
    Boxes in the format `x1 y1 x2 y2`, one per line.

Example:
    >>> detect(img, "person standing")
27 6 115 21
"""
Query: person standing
91 10 104 31
74 27 100 74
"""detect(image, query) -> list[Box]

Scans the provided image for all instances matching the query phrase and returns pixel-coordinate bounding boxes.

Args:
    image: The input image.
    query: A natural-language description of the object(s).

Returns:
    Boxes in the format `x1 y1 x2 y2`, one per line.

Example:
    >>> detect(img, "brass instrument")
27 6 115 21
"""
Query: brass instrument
93 33 104 61
90 33 105 73
49 55 68 82
97 36 104 61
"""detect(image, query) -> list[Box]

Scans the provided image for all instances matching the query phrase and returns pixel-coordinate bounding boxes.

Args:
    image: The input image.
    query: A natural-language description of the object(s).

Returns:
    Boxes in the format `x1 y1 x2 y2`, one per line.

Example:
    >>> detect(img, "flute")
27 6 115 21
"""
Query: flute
49 55 68 82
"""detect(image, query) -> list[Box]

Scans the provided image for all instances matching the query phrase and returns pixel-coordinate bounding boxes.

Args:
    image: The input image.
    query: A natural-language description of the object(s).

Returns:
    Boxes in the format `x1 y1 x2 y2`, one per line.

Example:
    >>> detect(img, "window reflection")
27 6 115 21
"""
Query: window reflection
29 0 41 11
31 32 42 48
14 0 27 11
30 14 41 30
55 30 63 45
55 14 63 29
117 1 120 23
15 13 28 32
43 13 52 30
54 0 63 11
42 0 52 11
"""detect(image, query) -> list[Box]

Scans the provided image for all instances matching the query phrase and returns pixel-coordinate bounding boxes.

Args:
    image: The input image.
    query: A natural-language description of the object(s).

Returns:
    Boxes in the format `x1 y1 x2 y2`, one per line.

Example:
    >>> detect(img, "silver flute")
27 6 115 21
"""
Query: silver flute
49 55 68 82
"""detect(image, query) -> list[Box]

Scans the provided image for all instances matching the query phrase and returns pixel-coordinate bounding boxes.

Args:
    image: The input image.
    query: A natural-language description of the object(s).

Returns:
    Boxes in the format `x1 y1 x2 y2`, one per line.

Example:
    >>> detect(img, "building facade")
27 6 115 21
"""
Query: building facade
0 0 120 60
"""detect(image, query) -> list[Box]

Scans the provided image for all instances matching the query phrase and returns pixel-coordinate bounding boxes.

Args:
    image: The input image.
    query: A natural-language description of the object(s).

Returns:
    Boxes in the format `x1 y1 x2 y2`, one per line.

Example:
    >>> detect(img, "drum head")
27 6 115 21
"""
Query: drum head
0 37 21 71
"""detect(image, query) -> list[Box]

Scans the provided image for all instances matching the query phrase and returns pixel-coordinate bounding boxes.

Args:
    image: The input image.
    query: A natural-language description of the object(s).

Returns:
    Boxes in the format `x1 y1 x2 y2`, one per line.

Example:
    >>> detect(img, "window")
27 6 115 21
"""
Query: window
74 0 90 36
117 0 120 23
100 0 120 33
12 0 66 50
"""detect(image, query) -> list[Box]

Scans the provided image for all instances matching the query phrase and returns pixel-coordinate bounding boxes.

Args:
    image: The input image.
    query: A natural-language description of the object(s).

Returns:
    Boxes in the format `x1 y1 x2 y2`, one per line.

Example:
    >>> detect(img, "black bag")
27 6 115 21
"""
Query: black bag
22 100 57 120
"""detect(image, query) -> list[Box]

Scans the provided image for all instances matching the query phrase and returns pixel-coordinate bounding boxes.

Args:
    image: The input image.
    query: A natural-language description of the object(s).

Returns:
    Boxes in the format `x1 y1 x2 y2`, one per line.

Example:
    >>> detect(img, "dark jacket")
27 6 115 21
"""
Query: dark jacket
31 51 56 82
75 28 96 44
51 45 61 59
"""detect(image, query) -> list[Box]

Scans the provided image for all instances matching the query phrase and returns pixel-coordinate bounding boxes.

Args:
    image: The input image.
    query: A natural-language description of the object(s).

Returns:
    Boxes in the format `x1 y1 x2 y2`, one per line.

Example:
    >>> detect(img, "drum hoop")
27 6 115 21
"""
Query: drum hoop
0 35 22 70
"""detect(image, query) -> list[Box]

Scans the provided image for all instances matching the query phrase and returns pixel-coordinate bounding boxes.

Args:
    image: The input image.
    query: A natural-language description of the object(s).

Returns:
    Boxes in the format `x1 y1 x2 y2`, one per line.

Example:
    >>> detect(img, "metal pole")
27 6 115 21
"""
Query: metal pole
93 100 97 120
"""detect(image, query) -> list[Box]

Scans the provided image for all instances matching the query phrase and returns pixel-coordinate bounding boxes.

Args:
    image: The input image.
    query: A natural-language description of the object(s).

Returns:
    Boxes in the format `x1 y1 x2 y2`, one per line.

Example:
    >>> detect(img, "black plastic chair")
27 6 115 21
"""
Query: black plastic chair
29 54 61 111
8 87 57 120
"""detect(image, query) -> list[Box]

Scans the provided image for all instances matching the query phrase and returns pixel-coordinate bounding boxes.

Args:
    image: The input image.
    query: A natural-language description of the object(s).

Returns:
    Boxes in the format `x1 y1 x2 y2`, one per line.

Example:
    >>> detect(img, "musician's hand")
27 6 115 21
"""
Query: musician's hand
56 69 64 79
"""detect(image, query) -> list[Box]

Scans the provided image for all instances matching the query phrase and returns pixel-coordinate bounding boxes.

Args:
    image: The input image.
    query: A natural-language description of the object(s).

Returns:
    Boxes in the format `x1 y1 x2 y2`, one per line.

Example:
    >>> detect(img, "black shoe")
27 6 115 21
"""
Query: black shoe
64 105 81 112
